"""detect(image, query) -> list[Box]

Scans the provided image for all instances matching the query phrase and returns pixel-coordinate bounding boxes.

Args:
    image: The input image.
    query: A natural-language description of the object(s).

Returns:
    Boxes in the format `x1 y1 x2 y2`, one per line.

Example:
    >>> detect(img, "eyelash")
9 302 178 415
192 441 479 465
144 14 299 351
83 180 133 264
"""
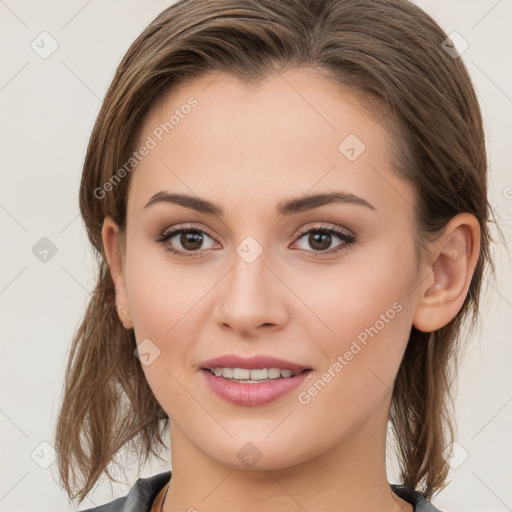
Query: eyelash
155 224 357 259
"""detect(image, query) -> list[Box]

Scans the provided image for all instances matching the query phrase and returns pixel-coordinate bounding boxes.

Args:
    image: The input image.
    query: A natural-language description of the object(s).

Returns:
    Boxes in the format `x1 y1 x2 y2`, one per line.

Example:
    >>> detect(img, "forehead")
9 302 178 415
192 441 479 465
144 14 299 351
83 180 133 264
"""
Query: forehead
126 68 413 221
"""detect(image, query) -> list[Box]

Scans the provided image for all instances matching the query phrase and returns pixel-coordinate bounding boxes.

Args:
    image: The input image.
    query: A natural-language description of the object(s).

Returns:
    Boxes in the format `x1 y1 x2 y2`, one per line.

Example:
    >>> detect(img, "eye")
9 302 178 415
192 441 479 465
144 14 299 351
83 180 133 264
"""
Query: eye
156 224 218 258
156 223 356 259
291 225 356 257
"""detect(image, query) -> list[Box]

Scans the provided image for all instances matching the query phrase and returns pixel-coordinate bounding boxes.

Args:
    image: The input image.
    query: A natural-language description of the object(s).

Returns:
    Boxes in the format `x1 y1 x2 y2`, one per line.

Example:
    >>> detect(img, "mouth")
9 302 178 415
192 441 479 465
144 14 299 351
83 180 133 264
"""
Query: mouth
201 367 312 383
198 354 313 405
201 367 313 406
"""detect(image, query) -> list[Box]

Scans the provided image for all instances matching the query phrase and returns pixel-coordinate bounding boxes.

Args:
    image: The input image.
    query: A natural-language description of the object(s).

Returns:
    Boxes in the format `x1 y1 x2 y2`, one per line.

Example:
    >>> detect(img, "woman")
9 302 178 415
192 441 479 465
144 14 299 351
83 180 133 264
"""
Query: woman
55 0 496 510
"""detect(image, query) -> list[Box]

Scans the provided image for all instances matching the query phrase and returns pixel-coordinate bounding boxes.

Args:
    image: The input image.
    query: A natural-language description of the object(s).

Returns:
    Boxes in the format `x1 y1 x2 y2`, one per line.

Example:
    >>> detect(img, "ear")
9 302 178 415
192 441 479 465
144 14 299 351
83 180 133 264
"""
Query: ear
102 215 133 330
412 213 481 333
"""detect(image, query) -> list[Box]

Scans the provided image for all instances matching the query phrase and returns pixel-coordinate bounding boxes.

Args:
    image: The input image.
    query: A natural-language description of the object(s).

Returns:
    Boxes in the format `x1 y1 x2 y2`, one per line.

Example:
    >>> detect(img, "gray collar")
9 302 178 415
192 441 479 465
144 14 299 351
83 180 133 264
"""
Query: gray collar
79 471 443 512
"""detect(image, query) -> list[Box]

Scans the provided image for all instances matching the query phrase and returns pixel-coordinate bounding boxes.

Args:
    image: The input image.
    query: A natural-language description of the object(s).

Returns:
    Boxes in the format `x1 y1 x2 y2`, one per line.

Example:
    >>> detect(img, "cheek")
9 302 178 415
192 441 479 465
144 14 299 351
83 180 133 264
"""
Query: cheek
301 243 417 404
306 246 416 351
124 244 213 395
124 241 200 337
293 307 412 452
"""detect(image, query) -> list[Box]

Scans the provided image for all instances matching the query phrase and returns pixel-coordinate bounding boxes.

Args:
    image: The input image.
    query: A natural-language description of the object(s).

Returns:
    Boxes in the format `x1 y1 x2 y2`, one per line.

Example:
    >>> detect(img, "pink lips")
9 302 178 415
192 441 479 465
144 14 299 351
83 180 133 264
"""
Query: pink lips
199 353 312 406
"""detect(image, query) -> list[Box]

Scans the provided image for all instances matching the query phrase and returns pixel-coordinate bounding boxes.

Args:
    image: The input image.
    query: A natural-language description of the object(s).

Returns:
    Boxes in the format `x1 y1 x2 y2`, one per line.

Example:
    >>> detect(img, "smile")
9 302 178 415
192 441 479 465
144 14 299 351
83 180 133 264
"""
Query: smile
201 368 312 406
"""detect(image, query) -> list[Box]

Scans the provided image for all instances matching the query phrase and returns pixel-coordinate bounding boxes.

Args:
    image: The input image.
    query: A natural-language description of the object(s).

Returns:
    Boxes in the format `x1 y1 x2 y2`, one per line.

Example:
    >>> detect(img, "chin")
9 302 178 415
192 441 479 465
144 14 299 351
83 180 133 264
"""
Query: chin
202 434 314 472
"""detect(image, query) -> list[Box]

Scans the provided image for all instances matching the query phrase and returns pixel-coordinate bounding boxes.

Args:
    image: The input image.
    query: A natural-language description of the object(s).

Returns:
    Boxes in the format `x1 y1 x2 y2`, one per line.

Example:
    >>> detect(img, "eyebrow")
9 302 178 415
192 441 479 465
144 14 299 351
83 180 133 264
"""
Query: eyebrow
143 190 376 216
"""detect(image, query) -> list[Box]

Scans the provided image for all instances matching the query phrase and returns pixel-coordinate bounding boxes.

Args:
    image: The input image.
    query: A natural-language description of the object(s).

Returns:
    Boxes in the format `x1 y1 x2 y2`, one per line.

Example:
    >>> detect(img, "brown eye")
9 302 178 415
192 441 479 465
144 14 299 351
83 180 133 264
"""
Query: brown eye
157 226 217 258
292 226 356 256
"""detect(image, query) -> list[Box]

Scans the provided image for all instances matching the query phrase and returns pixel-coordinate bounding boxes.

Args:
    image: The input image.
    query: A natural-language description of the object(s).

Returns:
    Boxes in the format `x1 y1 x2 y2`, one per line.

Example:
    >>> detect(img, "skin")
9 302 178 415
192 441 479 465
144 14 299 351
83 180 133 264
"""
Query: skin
102 68 481 512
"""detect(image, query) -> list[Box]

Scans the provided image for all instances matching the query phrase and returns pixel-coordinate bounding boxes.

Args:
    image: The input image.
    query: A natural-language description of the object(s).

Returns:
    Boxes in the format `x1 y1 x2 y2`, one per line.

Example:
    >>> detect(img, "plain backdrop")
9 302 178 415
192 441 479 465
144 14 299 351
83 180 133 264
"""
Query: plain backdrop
1 1 511 511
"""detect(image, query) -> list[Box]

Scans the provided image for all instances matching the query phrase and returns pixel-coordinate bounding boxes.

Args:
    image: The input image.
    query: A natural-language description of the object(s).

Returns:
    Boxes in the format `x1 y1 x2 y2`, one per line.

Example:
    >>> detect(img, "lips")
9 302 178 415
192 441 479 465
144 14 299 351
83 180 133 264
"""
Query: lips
200 354 311 372
199 354 313 406
201 367 312 406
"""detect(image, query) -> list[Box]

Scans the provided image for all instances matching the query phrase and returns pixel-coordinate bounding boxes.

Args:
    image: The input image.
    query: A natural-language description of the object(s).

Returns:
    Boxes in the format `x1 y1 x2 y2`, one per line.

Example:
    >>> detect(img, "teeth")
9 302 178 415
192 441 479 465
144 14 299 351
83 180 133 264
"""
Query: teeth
211 367 299 381
234 368 250 379
268 368 281 379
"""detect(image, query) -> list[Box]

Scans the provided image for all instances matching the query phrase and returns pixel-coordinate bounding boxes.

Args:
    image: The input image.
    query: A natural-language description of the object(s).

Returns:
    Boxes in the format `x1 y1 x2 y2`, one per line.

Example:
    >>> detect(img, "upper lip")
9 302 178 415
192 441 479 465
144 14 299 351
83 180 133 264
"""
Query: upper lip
200 354 311 372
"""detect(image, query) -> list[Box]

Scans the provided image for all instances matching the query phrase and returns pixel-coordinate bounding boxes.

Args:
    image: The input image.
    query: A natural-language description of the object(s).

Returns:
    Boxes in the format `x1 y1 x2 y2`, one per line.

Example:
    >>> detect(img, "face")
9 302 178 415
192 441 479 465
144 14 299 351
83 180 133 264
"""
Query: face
105 68 425 472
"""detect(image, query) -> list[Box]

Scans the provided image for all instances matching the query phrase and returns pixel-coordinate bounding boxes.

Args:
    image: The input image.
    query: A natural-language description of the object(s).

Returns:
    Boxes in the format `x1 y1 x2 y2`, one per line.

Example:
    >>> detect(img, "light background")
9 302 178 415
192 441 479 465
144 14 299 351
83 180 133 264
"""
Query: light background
1 1 511 511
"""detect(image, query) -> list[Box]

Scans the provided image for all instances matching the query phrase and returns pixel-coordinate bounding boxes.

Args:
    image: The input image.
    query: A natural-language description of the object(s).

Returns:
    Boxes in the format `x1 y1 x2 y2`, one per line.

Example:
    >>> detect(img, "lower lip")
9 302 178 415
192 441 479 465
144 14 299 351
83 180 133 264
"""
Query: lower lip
201 369 311 406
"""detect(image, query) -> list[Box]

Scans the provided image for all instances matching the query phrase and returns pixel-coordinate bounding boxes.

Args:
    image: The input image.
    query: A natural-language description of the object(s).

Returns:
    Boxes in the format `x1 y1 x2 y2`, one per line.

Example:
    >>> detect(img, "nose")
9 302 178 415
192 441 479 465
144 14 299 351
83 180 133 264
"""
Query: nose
211 243 289 337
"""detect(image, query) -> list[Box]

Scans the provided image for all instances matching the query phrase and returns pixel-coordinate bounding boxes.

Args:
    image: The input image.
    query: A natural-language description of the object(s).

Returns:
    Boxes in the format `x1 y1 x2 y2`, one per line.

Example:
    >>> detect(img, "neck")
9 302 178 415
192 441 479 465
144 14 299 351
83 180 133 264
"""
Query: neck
163 402 412 512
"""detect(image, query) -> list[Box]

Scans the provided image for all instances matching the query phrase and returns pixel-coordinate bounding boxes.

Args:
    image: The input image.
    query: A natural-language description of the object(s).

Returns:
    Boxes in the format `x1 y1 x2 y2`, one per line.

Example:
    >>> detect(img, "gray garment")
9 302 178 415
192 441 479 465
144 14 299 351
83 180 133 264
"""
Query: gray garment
79 470 444 512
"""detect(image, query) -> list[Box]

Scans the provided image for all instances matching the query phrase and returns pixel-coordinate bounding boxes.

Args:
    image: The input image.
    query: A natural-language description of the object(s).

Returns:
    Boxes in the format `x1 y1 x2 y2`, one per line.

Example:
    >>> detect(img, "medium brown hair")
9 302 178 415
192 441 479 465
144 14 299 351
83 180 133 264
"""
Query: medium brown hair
55 0 498 504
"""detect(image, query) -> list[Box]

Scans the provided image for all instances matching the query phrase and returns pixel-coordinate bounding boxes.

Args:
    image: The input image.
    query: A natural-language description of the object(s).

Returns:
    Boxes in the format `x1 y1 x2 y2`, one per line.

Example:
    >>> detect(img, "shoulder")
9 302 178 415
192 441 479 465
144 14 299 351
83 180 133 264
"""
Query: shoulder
78 471 172 512
391 484 445 512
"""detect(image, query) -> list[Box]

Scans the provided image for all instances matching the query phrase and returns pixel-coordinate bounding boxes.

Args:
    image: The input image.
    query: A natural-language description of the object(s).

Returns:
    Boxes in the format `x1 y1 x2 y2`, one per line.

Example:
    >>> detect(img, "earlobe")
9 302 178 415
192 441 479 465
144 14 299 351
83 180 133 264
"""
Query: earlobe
412 214 481 333
101 216 133 330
